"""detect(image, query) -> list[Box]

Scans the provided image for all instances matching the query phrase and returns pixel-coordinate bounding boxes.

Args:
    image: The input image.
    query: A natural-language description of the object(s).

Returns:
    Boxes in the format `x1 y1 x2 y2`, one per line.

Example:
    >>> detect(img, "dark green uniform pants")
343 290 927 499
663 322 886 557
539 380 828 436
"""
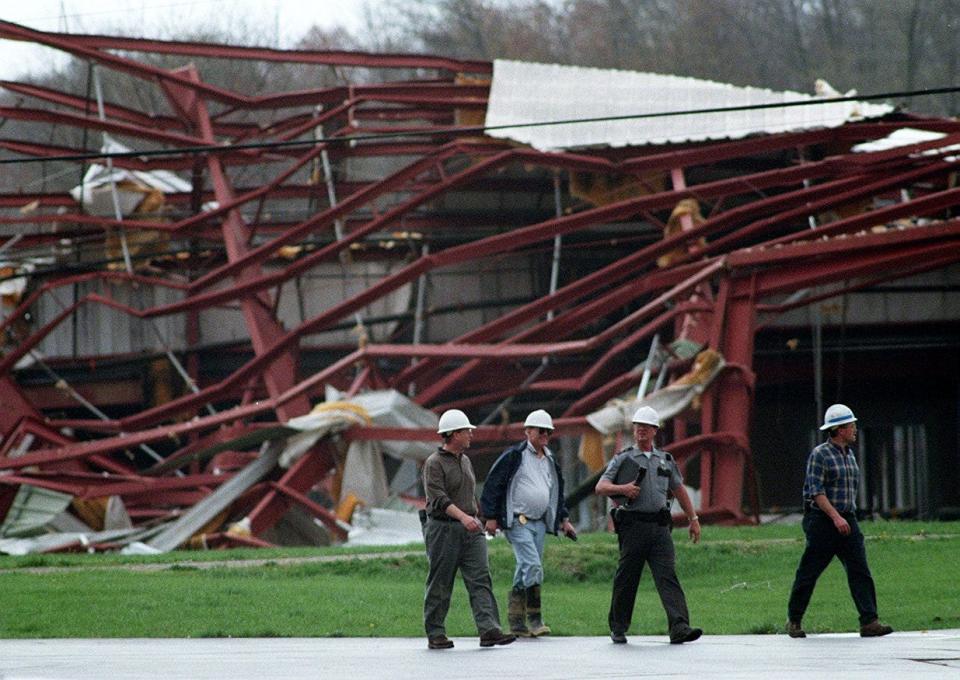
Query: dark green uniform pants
423 518 501 637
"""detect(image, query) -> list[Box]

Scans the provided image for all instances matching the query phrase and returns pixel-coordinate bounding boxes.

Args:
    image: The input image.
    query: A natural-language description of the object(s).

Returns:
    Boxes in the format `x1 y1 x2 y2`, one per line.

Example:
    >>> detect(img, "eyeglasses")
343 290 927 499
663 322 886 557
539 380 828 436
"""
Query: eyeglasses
536 428 552 435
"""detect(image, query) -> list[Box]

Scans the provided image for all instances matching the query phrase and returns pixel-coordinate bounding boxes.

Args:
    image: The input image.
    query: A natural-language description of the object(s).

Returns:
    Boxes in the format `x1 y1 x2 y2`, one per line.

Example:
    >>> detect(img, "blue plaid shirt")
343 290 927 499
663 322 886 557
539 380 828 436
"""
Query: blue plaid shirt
803 440 859 513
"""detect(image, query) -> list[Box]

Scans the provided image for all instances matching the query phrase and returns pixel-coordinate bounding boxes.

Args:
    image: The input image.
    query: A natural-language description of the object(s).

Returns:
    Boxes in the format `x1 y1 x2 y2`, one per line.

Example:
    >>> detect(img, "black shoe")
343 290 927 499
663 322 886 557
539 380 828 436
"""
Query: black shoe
669 625 702 644
479 629 516 647
610 631 627 644
786 620 806 638
427 635 454 649
860 620 893 637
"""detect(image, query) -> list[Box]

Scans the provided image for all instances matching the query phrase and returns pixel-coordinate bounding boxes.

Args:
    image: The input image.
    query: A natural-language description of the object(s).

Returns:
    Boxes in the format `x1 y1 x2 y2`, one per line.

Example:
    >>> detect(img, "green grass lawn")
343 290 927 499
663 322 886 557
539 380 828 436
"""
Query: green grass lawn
1 521 957 638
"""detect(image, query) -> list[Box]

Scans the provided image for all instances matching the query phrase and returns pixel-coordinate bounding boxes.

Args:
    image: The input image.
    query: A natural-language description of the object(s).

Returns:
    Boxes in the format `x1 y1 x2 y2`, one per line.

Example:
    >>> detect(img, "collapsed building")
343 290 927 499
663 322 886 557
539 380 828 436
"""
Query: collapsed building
0 20 958 553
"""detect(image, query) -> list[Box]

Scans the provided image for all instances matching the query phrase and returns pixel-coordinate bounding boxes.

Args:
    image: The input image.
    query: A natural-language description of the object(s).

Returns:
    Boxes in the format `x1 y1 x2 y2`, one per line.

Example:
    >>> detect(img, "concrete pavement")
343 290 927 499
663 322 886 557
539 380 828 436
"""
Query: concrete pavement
1 630 958 679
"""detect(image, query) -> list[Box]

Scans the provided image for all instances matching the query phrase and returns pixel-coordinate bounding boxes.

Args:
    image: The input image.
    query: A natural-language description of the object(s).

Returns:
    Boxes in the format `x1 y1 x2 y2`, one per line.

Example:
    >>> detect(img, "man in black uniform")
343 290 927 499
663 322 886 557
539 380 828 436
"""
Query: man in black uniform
595 406 702 645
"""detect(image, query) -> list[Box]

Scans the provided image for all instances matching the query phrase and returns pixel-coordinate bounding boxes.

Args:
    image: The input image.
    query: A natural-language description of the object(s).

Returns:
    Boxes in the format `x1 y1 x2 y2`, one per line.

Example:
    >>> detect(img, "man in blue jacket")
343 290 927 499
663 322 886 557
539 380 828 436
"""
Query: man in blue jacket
481 409 576 637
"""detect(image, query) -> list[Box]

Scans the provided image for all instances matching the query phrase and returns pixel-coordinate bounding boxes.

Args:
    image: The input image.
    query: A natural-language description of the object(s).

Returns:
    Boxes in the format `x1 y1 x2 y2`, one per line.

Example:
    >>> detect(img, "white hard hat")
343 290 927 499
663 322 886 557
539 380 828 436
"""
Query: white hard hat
437 409 476 434
523 409 554 430
632 405 660 427
820 403 857 431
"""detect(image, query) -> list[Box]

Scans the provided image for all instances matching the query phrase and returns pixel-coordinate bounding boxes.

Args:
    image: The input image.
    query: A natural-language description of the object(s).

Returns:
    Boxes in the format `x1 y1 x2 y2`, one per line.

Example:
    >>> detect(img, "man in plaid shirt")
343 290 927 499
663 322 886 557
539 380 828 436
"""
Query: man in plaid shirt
786 404 893 639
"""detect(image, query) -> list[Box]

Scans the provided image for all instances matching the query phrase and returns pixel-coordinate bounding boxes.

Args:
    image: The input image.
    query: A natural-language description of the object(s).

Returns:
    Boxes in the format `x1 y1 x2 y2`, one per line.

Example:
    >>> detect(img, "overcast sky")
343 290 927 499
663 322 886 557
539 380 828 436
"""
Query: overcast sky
0 0 367 80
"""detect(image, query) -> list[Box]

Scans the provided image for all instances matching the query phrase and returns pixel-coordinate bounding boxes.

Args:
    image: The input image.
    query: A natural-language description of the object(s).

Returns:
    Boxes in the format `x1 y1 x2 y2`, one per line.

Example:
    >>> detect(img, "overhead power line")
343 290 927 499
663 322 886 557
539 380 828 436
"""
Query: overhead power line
2 84 959 166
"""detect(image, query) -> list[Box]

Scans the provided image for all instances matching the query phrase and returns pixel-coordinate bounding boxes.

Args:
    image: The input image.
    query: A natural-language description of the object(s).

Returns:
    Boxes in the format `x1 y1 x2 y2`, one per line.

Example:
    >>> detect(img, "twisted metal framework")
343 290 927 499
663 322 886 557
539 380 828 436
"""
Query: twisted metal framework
1 20 959 547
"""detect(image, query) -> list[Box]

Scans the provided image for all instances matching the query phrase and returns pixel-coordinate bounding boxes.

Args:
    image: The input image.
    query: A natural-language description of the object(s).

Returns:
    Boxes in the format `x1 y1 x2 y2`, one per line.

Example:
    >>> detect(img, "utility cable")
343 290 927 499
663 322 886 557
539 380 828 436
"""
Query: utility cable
2 84 959 166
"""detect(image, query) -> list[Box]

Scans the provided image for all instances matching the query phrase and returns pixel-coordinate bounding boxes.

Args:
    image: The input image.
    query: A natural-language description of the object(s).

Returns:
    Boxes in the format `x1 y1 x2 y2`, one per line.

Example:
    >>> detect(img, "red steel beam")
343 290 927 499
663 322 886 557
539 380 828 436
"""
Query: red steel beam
162 65 308 420
3 26 960 541
266 481 348 541
0 80 257 136
245 441 338 537
0 106 214 149
22 147 932 430
8 23 492 73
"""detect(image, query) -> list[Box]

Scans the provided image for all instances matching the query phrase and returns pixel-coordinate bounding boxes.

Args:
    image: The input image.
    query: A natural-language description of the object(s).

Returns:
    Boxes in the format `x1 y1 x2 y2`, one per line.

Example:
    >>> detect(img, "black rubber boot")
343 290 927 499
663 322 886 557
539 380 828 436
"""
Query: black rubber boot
526 584 551 636
508 587 531 637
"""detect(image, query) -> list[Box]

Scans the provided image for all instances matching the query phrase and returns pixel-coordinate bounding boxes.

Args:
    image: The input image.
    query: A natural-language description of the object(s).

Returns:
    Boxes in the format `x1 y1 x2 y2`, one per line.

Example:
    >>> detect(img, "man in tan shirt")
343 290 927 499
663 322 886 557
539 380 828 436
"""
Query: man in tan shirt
422 409 516 650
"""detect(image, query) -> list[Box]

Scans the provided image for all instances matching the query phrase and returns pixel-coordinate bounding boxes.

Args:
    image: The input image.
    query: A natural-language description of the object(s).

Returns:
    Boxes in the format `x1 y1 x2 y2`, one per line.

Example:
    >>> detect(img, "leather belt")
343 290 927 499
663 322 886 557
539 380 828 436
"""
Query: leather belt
514 513 543 525
429 514 460 522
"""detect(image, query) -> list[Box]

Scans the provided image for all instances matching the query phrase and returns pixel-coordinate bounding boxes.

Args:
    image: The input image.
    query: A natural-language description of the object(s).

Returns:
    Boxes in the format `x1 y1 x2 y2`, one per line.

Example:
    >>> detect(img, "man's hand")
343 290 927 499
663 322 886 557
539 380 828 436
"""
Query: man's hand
620 483 640 500
813 495 850 535
688 517 701 544
484 518 499 536
461 515 483 533
832 514 851 535
561 520 577 541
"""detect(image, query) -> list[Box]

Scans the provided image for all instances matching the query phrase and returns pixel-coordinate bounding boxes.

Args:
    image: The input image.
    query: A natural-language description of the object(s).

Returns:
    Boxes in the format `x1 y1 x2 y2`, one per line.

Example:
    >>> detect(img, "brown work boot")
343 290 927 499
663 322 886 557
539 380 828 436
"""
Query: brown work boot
508 587 531 637
427 634 454 649
479 629 516 647
860 620 893 637
526 584 552 637
786 620 806 638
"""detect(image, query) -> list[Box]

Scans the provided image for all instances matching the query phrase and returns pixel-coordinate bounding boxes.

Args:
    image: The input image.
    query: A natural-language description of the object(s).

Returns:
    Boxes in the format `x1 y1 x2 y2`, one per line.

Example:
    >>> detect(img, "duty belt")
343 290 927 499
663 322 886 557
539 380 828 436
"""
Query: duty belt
611 507 671 526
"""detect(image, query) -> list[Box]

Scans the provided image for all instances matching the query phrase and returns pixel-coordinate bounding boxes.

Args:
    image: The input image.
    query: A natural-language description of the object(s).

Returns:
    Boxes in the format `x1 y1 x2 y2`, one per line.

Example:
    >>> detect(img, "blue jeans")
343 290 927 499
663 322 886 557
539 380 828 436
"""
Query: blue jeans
505 519 547 587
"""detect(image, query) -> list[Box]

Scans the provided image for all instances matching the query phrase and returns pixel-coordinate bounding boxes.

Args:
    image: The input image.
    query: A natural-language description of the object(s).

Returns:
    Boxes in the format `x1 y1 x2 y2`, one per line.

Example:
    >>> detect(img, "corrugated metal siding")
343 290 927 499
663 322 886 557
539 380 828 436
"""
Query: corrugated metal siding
0 484 72 538
769 263 960 327
485 60 892 151
35 281 186 357
198 262 414 348
424 254 534 342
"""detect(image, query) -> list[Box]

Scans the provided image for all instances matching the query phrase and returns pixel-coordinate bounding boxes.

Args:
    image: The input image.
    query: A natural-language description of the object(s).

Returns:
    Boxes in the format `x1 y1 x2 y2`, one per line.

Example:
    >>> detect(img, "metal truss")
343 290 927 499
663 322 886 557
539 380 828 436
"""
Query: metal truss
2 20 960 547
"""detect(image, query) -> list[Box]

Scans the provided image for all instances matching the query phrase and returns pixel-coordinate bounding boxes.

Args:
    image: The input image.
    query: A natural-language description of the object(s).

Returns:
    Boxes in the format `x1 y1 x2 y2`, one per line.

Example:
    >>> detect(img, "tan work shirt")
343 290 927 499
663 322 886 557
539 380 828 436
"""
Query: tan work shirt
423 447 479 518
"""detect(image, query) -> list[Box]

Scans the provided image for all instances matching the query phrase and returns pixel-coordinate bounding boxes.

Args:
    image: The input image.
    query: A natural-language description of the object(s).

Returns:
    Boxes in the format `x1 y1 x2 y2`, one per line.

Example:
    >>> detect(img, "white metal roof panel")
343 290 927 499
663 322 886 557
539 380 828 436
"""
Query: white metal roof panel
485 60 893 151
851 126 953 151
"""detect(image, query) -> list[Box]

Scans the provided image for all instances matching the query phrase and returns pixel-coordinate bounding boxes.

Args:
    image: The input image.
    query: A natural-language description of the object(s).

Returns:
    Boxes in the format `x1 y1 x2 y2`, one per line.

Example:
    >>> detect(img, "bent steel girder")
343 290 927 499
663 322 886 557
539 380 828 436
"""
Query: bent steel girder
19 216 954 459
0 79 260 137
8 23 491 73
160 65 307 420
3 143 517 434
3 24 960 543
393 164 835 393
697 160 960 256
186 144 607 294
0 106 219 149
0 20 268 107
53 148 614 430
2 220 956 522
694 221 960 520
397 162 899 400
412 258 726 406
